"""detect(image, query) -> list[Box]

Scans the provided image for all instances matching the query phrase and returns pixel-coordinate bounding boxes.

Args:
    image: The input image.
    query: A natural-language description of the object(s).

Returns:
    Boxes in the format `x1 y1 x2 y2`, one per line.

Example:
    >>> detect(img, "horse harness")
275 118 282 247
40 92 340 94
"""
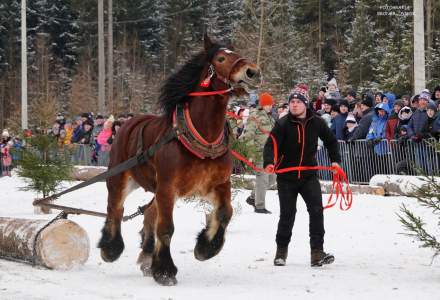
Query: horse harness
33 104 231 221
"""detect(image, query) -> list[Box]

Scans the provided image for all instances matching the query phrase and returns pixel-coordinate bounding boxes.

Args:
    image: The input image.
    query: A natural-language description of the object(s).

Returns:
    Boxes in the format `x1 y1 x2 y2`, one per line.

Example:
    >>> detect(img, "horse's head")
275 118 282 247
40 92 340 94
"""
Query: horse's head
204 34 261 94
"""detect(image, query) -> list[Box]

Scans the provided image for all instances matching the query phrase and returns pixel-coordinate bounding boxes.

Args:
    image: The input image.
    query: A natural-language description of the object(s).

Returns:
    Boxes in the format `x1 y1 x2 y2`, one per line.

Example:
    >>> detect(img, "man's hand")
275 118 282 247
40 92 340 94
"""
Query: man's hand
265 164 275 173
331 162 341 174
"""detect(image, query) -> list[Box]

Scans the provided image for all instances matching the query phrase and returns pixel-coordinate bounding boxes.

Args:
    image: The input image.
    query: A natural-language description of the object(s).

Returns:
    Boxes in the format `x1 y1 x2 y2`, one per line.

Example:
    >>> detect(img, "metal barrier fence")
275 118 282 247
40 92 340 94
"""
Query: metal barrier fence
2 139 439 183
316 139 440 184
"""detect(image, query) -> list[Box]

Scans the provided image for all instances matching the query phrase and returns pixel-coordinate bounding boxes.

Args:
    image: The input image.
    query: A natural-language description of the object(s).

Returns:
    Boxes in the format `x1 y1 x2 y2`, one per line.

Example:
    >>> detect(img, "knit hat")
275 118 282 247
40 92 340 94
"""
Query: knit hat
419 90 431 101
259 92 274 107
347 89 356 98
328 77 337 87
324 98 337 106
394 99 404 108
345 114 357 124
2 129 9 137
361 96 374 108
398 106 413 120
427 101 437 113
292 83 309 98
339 100 349 108
288 92 308 105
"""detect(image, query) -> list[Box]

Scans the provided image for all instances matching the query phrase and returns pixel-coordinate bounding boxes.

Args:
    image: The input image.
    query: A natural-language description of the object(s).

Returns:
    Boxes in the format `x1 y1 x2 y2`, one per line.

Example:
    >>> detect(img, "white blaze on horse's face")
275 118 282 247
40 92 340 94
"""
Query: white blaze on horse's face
213 49 261 93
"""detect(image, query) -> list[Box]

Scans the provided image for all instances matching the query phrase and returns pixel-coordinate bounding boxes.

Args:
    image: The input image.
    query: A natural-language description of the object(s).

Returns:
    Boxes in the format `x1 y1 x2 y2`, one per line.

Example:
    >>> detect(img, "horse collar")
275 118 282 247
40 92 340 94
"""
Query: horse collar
172 103 229 159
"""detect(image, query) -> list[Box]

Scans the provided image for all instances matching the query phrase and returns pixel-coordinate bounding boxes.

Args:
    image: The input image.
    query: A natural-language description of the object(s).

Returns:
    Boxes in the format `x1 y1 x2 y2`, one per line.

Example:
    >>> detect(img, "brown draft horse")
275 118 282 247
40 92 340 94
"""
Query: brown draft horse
98 34 261 285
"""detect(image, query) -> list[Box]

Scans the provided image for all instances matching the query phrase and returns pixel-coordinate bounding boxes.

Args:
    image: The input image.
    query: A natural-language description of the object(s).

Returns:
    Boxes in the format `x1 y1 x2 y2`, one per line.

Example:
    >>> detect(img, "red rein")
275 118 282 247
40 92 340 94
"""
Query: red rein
226 111 353 211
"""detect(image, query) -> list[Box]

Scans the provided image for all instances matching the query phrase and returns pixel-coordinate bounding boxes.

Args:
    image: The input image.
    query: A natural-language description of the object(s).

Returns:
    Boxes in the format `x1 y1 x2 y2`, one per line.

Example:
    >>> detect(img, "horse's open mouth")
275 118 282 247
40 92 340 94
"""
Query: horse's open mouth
236 80 259 93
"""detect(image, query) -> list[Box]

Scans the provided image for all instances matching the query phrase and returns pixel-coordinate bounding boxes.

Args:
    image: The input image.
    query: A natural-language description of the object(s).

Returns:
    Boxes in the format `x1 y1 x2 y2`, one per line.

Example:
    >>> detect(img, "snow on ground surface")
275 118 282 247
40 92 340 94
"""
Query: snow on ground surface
0 175 439 300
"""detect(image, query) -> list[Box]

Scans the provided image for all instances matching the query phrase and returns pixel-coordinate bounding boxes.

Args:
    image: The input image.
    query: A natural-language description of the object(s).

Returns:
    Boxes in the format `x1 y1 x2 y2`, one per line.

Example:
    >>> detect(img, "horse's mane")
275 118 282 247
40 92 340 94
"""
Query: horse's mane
158 43 224 118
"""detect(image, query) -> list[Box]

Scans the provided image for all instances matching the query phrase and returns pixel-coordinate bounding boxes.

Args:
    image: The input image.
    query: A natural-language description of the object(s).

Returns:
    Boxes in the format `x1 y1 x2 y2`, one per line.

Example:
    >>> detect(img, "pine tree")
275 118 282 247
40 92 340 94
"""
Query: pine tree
398 174 440 261
16 134 72 199
344 0 379 92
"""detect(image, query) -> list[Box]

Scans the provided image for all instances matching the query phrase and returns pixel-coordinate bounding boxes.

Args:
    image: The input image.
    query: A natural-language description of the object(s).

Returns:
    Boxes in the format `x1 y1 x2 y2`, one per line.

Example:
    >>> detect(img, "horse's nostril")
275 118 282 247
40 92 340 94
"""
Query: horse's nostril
246 68 257 79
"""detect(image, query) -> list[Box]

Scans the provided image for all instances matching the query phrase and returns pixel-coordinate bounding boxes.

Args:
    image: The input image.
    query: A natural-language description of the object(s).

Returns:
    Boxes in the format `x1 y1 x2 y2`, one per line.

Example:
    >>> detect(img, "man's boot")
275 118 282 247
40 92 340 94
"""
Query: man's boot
311 249 335 267
273 246 288 266
246 196 255 208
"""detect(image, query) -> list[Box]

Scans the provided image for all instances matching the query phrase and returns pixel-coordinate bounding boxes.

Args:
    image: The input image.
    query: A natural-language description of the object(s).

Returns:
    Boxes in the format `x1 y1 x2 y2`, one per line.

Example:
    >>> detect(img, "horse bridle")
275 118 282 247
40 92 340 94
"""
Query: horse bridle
188 49 250 97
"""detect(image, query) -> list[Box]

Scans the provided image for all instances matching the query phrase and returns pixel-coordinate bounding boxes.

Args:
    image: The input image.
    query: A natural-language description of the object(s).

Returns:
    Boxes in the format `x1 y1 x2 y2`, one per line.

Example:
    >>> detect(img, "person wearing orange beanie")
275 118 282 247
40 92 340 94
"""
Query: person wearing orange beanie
242 92 276 214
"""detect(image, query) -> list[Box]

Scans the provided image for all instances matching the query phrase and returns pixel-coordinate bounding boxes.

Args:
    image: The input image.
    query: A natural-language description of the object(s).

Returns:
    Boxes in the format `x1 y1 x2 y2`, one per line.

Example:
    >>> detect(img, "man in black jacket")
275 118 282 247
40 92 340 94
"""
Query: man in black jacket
263 92 342 267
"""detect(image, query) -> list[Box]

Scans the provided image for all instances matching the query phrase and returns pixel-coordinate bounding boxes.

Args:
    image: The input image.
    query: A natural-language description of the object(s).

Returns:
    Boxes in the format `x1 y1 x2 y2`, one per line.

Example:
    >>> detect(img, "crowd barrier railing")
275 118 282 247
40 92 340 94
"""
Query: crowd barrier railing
2 139 439 183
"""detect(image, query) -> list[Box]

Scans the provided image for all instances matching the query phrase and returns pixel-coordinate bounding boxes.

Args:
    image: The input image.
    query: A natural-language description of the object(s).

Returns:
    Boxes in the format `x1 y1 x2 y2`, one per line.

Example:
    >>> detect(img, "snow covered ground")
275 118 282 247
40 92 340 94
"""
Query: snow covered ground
0 175 439 300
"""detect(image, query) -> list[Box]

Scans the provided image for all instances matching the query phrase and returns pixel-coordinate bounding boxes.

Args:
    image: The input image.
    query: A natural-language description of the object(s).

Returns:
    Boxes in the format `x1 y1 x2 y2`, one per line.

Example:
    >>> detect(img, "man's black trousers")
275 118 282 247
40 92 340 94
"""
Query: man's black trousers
276 176 324 250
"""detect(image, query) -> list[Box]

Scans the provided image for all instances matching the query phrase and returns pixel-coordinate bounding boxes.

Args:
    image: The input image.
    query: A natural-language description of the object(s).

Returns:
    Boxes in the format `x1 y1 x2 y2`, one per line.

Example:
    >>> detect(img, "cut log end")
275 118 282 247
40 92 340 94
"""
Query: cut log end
37 219 90 270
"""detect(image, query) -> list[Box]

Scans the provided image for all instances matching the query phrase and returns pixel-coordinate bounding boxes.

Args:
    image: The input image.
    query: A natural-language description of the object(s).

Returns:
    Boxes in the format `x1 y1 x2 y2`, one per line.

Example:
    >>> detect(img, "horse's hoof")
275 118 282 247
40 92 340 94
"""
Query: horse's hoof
98 229 124 262
194 227 225 261
153 273 178 286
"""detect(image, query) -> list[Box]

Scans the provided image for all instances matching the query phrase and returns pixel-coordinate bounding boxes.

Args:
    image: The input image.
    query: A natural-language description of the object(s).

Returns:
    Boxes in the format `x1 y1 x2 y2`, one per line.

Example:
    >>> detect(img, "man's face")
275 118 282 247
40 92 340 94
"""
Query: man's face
289 99 307 116
360 104 370 112
419 98 428 109
347 95 354 102
427 109 435 118
394 105 402 114
435 90 440 99
375 95 382 104
339 105 348 114
411 100 419 108
263 105 272 113
323 103 332 112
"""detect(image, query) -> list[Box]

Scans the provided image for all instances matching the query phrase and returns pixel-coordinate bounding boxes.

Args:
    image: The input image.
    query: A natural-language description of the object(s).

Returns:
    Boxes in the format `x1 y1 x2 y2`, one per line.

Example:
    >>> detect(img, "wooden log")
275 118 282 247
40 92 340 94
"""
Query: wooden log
0 217 89 270
370 174 440 196
231 175 385 195
71 166 107 181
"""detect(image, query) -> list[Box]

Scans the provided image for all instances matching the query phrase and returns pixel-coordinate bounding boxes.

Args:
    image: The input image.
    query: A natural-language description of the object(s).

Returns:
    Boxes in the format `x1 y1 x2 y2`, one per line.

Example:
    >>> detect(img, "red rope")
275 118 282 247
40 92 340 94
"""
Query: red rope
227 111 353 211
188 87 234 97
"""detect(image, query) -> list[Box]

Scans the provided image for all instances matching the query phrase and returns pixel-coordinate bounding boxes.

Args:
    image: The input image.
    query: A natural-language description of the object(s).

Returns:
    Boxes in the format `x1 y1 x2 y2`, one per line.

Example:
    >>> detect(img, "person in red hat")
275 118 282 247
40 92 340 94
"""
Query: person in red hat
242 92 276 214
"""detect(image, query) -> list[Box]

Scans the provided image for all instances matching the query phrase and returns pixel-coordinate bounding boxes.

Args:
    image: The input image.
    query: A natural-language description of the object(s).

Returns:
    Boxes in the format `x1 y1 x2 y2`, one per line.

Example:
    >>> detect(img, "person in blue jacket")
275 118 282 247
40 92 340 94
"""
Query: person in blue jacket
366 102 390 155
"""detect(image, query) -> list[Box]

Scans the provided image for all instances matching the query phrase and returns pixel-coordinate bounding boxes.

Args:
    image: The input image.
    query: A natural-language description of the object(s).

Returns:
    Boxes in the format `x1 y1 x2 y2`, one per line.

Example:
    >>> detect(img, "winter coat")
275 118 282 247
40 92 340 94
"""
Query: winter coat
263 110 341 181
331 112 348 140
407 108 428 138
241 108 275 163
348 107 375 141
385 112 399 140
367 103 390 155
97 128 112 151
383 92 396 111
421 113 440 140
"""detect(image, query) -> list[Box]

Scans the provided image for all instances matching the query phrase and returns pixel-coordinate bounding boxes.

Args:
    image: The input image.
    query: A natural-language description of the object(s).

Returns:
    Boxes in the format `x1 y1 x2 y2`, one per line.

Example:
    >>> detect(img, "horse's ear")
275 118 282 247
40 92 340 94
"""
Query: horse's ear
204 33 213 52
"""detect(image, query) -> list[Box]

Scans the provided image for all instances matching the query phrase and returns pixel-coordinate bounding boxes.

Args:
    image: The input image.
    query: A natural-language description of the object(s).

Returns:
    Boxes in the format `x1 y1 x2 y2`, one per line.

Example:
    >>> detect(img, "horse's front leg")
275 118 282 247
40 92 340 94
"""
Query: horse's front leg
194 180 233 261
98 173 132 262
151 187 178 286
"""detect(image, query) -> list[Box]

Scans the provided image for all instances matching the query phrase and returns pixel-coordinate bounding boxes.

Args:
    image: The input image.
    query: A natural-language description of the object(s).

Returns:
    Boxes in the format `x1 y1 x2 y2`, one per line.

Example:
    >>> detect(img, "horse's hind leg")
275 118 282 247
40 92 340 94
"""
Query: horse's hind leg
194 180 233 261
99 173 137 262
137 197 157 276
150 185 178 286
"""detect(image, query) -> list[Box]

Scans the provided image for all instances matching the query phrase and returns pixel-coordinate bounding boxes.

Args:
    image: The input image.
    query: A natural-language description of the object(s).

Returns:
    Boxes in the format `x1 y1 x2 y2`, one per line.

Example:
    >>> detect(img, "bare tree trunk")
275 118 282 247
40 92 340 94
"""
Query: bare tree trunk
107 0 114 113
256 0 265 66
98 0 106 114
318 0 322 67
426 0 432 82
0 217 89 270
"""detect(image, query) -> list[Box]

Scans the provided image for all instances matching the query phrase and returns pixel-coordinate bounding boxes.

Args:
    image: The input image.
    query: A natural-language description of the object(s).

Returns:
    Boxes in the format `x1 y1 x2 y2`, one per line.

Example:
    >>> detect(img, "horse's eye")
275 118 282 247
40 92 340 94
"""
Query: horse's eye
217 56 225 63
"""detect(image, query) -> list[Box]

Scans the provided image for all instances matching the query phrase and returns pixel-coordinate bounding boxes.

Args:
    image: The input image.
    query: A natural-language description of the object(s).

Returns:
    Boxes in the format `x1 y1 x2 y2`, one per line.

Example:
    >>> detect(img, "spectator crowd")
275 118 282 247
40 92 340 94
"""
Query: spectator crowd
1 80 440 180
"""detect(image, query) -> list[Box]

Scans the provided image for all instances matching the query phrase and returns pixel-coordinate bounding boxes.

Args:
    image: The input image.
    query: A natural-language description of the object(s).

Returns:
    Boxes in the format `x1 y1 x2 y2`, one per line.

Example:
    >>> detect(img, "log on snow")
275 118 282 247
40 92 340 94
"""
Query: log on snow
369 174 440 196
0 217 89 270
